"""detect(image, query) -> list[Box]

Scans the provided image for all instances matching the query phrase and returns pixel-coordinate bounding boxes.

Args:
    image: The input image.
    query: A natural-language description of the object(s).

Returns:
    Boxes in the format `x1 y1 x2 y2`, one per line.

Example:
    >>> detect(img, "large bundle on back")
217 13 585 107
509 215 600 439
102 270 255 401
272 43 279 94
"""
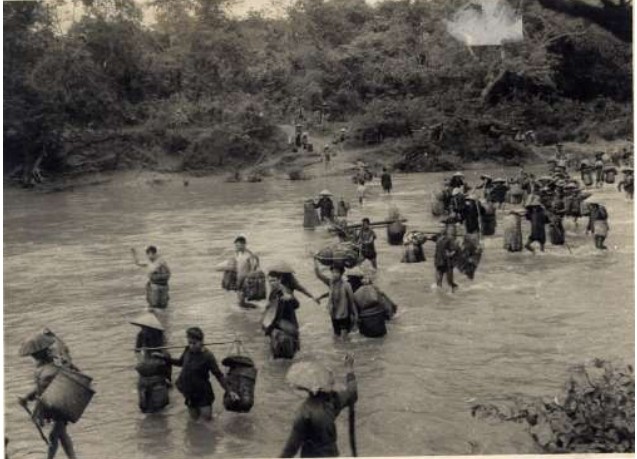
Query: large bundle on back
270 320 299 359
218 259 238 291
243 270 267 301
39 368 95 423
431 191 446 216
315 242 360 268
222 355 257 413
455 235 482 280
401 231 427 263
508 183 524 204
353 285 387 338
603 166 617 184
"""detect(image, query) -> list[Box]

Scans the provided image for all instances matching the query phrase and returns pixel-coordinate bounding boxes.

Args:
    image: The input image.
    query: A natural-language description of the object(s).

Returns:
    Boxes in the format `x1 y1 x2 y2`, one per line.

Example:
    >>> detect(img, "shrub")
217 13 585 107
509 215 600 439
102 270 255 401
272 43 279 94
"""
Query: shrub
472 360 634 453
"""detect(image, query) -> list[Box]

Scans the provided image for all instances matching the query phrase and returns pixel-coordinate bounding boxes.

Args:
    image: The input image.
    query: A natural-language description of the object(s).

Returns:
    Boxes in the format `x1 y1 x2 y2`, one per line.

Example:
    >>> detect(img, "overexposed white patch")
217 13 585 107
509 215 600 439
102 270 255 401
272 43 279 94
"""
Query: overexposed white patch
445 0 524 46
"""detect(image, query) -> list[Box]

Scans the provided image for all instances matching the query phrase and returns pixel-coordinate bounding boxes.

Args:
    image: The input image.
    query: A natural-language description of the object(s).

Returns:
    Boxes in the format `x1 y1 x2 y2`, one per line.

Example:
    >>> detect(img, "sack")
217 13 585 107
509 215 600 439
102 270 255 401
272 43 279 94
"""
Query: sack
222 270 238 291
358 311 387 338
243 270 266 301
503 217 523 252
315 243 359 268
480 214 497 236
270 328 297 359
582 171 593 186
353 285 379 311
456 236 482 280
135 357 169 378
222 355 257 413
604 171 616 184
387 222 406 246
304 200 320 229
138 376 169 414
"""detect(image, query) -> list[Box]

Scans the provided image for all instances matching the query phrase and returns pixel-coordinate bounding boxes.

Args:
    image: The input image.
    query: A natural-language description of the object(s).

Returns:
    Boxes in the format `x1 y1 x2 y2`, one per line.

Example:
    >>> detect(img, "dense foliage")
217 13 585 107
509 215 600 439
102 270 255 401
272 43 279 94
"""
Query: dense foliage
3 0 633 182
472 360 634 453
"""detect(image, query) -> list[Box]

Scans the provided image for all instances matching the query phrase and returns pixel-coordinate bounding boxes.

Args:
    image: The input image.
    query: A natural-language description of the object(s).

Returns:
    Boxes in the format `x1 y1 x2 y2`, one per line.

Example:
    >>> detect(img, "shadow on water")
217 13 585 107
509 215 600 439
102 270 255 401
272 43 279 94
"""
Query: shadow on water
183 419 222 457
136 414 173 456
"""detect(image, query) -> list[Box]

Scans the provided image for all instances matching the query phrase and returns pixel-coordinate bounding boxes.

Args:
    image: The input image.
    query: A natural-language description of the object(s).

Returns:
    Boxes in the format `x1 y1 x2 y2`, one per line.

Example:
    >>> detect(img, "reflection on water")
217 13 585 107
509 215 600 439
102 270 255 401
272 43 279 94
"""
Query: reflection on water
3 169 634 458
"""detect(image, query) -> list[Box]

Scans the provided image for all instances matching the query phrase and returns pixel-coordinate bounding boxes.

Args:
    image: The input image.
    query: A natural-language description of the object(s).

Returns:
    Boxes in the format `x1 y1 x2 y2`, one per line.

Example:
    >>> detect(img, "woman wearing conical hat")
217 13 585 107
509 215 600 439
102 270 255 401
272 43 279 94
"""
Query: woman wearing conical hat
18 333 77 459
281 355 357 458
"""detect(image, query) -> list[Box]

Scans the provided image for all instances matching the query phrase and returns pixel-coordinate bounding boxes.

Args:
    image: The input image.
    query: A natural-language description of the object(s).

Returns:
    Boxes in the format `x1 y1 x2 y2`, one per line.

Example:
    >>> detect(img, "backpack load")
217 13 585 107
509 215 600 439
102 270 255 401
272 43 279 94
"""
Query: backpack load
431 192 445 216
582 170 593 187
222 355 257 413
455 235 482 280
549 221 565 245
138 375 169 414
503 215 523 252
218 259 238 291
508 183 524 204
315 243 359 268
353 285 379 310
243 270 267 301
604 166 617 184
39 368 95 423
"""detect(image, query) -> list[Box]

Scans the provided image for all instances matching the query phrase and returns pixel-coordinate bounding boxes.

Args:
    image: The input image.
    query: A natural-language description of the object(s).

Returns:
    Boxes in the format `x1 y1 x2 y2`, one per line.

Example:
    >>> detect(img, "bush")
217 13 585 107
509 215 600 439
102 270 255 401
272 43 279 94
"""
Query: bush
472 360 634 453
288 168 309 180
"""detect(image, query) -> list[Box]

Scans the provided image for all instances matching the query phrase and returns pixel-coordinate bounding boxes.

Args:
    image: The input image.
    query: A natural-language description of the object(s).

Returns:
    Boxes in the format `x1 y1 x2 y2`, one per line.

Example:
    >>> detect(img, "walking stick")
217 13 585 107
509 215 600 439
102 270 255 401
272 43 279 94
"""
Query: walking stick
19 403 49 446
348 404 358 457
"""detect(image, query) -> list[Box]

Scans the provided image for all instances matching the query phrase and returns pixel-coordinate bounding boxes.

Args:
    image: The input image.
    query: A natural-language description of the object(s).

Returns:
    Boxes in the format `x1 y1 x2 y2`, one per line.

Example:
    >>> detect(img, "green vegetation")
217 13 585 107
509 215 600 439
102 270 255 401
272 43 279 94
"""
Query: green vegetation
3 0 632 185
472 360 634 453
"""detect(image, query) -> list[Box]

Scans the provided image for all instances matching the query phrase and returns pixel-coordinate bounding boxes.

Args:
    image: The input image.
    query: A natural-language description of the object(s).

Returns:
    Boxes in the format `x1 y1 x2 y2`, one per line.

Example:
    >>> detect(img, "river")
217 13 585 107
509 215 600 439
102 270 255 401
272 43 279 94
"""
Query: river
4 169 634 458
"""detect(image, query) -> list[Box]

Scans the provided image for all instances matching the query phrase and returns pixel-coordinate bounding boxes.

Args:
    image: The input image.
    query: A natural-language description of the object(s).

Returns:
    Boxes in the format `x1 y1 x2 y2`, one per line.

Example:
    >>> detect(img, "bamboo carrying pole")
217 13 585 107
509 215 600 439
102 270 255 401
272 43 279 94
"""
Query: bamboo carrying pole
133 341 236 352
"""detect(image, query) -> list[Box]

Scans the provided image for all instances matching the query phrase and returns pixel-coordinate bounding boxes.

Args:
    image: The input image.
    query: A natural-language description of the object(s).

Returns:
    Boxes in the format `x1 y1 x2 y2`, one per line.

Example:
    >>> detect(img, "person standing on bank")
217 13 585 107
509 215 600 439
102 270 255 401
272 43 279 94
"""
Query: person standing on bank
18 333 77 459
157 327 239 421
132 246 171 309
281 354 358 458
356 218 378 269
381 167 393 194
234 235 260 309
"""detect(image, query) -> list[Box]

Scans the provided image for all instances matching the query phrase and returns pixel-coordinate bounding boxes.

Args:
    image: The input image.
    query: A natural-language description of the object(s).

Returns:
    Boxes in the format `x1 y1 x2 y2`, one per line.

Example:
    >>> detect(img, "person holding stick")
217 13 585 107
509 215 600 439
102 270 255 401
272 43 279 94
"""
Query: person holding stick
313 261 358 340
156 327 239 421
281 354 358 458
18 333 77 459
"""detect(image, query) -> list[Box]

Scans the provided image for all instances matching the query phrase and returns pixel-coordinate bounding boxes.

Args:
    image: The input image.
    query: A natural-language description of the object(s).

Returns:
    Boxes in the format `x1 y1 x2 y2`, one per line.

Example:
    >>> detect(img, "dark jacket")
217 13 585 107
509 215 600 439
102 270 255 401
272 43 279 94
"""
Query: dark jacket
526 207 549 243
381 173 392 191
461 200 485 234
281 373 358 458
315 197 334 221
434 235 459 269
168 348 227 407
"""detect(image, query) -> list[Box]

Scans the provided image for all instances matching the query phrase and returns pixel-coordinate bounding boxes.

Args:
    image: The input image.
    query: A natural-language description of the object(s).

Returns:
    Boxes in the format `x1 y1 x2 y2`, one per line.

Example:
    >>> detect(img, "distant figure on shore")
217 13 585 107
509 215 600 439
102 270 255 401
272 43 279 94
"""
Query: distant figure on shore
132 246 171 309
357 179 367 206
618 168 634 199
381 167 393 194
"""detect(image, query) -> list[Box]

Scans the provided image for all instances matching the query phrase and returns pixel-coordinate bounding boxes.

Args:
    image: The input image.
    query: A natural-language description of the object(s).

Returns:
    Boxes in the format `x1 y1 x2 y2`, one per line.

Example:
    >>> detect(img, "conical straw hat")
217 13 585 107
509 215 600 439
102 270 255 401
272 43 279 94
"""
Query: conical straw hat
319 189 332 196
19 333 56 357
286 361 335 395
129 312 164 331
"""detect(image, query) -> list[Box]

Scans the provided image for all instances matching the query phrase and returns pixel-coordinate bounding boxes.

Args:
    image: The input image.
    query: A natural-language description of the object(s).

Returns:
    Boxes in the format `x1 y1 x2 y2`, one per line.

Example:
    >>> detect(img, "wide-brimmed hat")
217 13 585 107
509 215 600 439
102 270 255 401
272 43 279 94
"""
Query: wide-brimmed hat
19 333 56 357
493 177 506 183
286 361 335 395
452 172 464 177
319 189 332 196
480 174 492 180
622 167 634 174
267 260 295 275
129 312 165 331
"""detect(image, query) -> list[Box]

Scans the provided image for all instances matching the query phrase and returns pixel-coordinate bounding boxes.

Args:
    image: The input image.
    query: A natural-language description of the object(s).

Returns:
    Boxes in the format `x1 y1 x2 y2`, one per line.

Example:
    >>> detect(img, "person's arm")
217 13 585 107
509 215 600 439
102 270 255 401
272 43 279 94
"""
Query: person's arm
346 283 358 323
280 412 307 458
313 259 330 286
207 352 230 392
159 348 185 367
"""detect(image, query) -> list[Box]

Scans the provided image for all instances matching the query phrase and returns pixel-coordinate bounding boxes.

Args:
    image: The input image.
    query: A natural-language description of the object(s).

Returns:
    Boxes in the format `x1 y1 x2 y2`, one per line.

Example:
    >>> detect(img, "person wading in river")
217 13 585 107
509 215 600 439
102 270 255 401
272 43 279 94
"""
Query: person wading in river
18 333 77 459
524 197 549 253
132 246 171 309
314 261 358 339
157 327 239 421
586 200 610 250
433 220 460 292
315 191 335 222
234 235 260 309
381 167 393 194
280 354 358 458
356 218 378 269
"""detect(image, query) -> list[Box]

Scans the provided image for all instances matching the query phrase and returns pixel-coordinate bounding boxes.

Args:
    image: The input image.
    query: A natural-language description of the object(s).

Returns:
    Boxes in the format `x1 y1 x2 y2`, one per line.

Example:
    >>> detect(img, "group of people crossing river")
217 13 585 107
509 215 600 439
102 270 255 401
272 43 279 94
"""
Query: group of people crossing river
14 141 633 459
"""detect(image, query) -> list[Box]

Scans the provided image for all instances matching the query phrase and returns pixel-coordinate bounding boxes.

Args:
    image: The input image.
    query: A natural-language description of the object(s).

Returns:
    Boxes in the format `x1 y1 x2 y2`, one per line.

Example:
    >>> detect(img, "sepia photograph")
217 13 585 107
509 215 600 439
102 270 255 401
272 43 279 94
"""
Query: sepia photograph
2 0 634 458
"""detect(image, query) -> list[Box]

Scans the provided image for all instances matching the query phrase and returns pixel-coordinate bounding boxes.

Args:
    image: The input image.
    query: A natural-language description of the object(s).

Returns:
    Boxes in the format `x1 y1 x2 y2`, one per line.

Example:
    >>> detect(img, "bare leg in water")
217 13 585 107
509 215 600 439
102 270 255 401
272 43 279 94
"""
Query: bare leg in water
48 421 76 459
